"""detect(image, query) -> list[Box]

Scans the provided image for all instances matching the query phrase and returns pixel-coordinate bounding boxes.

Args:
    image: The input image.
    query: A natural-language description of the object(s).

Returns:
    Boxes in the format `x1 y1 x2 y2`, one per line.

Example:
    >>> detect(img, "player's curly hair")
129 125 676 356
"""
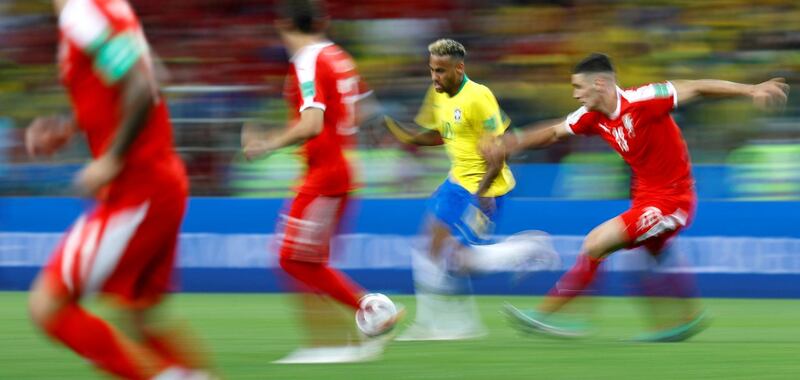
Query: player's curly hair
278 0 327 34
428 39 466 60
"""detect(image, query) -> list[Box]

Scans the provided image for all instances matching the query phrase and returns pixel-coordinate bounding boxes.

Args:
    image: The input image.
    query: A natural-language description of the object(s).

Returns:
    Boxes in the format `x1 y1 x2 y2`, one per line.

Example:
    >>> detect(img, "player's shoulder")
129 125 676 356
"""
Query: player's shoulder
462 79 498 106
291 41 335 71
465 79 495 97
566 106 597 125
619 82 674 104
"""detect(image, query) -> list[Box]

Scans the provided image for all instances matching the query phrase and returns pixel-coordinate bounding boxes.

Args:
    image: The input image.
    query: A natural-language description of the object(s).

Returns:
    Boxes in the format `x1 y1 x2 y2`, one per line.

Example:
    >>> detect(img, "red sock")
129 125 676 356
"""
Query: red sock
280 257 364 310
542 254 602 313
44 304 164 380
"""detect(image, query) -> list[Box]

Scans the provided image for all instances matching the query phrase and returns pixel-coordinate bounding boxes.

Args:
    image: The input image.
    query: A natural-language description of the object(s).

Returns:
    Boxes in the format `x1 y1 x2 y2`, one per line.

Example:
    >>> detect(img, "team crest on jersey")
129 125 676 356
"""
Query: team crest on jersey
454 108 462 122
622 114 635 137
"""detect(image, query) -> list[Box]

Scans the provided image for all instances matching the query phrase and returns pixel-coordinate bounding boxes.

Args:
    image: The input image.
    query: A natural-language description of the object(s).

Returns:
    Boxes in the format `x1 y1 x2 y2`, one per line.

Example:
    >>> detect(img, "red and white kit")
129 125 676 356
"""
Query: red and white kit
279 41 365 262
566 82 696 251
45 0 188 305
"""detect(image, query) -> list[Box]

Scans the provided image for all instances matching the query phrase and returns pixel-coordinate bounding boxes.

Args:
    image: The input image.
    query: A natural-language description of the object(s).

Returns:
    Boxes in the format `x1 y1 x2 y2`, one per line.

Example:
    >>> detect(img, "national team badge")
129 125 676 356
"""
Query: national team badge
454 108 462 121
622 113 635 137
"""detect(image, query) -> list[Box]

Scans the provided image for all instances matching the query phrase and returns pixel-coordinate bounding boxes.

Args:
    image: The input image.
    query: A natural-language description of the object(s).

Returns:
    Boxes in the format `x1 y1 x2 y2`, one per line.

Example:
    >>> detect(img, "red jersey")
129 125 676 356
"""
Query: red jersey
58 0 186 200
565 82 694 199
284 41 362 195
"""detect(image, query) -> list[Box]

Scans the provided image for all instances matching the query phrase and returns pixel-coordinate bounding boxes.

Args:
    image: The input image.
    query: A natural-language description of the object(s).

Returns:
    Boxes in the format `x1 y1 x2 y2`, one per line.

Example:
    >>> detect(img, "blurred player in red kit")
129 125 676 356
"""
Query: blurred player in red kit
27 0 214 378
241 0 399 363
491 53 789 341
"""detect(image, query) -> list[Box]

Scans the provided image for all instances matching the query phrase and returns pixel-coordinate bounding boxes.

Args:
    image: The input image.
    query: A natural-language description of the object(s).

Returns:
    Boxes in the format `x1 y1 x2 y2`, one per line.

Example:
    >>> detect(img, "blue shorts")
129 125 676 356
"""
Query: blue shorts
427 179 506 246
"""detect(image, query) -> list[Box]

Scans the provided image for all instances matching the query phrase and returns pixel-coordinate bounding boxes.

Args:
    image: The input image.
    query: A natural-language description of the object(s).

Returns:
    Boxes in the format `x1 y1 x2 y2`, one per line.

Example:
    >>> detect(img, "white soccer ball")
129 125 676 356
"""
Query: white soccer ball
355 293 398 337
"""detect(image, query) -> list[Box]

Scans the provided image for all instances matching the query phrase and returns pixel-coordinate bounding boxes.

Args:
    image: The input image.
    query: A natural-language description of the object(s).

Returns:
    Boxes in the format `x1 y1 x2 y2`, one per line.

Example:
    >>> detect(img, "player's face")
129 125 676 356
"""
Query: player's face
429 55 464 94
571 73 601 110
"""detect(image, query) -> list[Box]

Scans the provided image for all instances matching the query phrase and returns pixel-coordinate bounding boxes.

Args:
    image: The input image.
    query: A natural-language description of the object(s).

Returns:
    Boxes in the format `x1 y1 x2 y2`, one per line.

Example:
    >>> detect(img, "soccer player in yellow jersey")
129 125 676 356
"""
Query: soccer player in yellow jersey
383 39 554 340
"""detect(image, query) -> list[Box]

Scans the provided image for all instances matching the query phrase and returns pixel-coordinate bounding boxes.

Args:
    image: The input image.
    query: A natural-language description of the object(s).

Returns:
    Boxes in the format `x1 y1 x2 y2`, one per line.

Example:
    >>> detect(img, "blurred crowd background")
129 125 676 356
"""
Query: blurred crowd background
1 0 798 198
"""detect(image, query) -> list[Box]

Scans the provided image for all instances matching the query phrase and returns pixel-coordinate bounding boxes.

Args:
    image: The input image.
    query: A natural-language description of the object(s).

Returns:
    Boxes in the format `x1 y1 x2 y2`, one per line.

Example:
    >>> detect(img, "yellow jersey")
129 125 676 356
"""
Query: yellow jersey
414 76 515 197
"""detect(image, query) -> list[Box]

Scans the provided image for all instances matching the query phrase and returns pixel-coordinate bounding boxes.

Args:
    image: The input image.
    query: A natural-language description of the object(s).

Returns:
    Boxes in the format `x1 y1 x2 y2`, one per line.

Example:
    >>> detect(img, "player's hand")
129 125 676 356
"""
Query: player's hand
751 78 790 111
74 155 123 197
243 140 274 161
477 196 497 216
241 123 276 161
25 116 73 157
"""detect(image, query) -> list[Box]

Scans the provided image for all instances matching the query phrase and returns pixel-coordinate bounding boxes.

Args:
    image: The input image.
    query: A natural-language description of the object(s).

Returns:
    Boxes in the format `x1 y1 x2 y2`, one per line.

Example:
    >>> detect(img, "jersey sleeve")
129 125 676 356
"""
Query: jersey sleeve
292 49 330 113
59 0 145 84
622 82 678 116
473 88 511 137
564 106 596 135
414 86 439 131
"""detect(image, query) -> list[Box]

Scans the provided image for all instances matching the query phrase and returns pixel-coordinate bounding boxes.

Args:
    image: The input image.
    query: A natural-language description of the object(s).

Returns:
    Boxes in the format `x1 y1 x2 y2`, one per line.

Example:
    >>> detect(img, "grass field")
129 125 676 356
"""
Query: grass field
1 292 799 379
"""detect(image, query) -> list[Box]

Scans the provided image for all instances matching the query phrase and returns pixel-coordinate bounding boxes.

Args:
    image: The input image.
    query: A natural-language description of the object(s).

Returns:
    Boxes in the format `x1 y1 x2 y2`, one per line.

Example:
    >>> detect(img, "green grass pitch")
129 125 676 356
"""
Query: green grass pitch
1 292 798 379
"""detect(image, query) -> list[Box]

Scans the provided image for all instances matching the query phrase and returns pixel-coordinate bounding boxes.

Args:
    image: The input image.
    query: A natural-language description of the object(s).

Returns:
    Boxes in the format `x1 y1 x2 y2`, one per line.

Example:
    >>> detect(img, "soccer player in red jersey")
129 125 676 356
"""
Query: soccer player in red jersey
242 0 398 363
489 53 789 341
26 1 213 378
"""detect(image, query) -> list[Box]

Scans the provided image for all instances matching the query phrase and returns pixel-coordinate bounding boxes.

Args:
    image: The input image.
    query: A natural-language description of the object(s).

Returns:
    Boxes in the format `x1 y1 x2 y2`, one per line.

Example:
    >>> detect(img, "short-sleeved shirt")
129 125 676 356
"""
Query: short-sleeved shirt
564 82 694 200
414 76 515 197
58 0 186 201
284 41 363 195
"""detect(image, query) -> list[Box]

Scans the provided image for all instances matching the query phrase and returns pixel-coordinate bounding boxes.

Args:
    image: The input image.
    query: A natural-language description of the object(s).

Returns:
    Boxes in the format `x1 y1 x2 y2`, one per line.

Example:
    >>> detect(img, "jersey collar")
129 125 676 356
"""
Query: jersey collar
450 74 470 97
609 86 623 120
289 41 334 63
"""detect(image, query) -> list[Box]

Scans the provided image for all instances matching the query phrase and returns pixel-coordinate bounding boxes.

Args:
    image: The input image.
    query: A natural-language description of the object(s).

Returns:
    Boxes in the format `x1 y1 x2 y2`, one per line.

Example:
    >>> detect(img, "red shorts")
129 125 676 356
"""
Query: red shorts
43 191 186 307
278 192 349 264
619 192 696 252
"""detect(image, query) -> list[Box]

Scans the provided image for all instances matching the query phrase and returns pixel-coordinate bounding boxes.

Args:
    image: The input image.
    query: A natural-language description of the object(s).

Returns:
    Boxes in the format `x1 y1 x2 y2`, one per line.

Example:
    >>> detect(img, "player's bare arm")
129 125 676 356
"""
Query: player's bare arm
383 116 444 146
475 132 507 198
242 107 324 160
482 119 569 164
75 61 156 196
671 78 789 110
513 120 571 152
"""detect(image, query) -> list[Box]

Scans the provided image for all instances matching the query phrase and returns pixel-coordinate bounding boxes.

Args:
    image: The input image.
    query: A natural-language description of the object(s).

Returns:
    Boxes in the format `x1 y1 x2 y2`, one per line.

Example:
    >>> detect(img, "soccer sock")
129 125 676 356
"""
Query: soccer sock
43 303 165 380
540 254 602 314
409 249 482 331
280 257 363 311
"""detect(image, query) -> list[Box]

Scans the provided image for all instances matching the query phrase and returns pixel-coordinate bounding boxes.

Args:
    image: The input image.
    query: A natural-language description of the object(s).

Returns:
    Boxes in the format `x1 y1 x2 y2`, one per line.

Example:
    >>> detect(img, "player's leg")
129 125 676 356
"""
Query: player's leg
121 210 215 376
277 193 364 310
28 208 168 379
505 215 627 337
275 193 397 362
631 236 708 342
105 194 217 378
537 215 628 314
399 180 487 341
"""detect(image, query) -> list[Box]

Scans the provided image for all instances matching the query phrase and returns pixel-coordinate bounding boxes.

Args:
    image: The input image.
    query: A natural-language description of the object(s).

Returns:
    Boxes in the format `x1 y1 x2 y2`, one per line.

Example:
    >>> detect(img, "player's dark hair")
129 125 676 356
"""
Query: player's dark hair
277 0 327 34
573 53 615 74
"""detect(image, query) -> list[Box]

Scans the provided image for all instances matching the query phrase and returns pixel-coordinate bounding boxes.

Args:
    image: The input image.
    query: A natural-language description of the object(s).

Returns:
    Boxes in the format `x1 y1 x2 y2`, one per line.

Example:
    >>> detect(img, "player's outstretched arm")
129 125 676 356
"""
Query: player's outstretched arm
671 78 789 110
481 119 569 165
242 107 324 161
510 119 570 153
383 116 444 146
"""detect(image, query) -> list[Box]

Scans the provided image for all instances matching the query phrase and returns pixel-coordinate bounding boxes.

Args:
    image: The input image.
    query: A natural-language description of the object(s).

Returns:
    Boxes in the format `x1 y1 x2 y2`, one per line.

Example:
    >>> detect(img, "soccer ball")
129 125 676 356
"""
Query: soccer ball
355 293 398 337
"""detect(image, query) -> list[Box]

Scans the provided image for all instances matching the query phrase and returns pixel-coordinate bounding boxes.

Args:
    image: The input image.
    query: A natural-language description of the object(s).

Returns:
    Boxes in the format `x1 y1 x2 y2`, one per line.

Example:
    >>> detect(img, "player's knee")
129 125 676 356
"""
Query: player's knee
581 236 608 259
279 256 311 277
